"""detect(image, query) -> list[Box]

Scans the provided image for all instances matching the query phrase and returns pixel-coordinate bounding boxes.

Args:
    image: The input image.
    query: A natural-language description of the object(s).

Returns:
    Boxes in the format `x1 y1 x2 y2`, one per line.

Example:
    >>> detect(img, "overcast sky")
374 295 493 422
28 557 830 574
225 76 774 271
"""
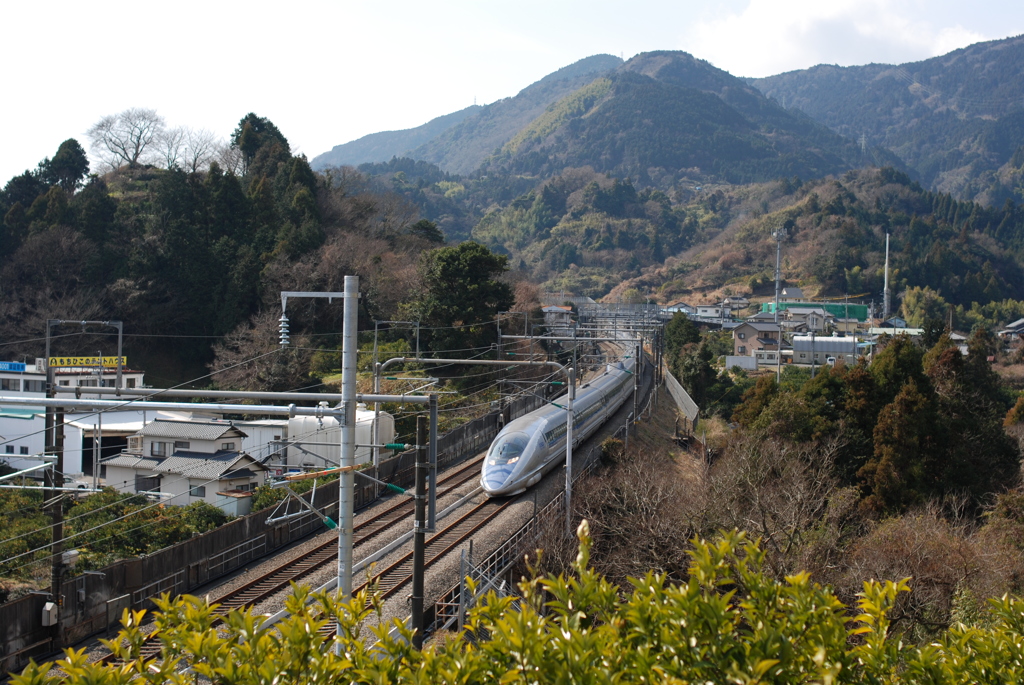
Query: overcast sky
3 0 1023 184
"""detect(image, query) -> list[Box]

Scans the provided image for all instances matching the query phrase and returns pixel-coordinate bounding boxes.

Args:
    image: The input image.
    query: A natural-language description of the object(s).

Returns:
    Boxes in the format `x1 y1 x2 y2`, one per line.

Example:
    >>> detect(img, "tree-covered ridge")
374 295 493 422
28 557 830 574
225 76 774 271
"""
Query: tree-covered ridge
479 57 901 186
463 165 1024 309
613 168 1024 317
749 34 1024 205
0 114 520 384
402 54 625 176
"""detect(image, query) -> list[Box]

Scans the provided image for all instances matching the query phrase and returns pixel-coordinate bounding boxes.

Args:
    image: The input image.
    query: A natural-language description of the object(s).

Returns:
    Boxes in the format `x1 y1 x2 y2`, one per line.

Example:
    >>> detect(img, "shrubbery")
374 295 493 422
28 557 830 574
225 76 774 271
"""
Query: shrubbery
15 527 1024 683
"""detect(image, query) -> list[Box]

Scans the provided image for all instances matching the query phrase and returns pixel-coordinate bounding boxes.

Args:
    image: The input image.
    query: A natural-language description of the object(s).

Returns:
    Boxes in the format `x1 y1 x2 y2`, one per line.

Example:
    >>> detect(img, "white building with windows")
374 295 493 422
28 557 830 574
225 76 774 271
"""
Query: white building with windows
696 305 731 320
791 335 858 366
0 359 147 475
102 419 267 516
0 359 145 396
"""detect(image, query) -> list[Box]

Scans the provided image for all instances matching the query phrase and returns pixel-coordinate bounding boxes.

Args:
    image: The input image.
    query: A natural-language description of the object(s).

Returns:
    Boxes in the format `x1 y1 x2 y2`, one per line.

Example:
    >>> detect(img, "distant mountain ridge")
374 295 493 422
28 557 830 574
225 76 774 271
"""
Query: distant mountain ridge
314 50 897 187
747 34 1024 204
312 54 624 172
311 106 481 169
478 51 899 184
316 39 1024 206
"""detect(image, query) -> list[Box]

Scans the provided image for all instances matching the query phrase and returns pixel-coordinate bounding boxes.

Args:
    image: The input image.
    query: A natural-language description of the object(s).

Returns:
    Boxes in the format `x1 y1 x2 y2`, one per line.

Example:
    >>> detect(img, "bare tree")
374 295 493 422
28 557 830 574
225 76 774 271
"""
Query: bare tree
216 142 244 175
184 128 219 173
87 108 165 170
156 126 187 169
209 311 312 391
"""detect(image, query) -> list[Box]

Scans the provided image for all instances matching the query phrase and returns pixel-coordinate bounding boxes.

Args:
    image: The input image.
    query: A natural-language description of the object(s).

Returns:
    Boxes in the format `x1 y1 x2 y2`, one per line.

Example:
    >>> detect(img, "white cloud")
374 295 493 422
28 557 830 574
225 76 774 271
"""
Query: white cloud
681 0 990 77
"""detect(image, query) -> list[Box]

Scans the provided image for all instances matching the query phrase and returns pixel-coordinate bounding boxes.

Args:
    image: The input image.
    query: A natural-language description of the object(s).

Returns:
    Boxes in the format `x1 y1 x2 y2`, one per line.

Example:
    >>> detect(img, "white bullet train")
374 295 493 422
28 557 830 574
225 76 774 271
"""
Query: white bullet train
481 353 637 497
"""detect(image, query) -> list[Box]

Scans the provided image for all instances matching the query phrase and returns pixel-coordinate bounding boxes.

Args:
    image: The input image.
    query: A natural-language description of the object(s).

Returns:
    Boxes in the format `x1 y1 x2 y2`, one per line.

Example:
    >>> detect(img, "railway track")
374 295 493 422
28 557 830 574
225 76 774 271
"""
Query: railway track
320 497 515 638
97 454 484 664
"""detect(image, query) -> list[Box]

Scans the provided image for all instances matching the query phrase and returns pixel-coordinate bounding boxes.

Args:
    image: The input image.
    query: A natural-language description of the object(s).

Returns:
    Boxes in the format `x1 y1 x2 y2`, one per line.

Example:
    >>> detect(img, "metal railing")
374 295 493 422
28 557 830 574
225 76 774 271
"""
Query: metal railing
208 535 267 577
132 570 185 607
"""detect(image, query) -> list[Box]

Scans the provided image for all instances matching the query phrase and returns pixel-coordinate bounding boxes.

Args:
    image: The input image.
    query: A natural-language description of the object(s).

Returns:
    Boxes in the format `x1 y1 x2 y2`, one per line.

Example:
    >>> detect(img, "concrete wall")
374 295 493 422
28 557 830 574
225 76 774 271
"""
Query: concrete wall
725 356 757 371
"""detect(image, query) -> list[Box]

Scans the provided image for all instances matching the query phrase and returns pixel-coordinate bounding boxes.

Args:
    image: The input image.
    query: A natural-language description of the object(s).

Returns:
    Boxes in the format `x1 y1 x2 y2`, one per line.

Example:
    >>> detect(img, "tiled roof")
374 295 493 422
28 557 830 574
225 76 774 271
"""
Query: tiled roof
102 454 162 469
149 450 260 480
140 420 247 441
736 322 780 332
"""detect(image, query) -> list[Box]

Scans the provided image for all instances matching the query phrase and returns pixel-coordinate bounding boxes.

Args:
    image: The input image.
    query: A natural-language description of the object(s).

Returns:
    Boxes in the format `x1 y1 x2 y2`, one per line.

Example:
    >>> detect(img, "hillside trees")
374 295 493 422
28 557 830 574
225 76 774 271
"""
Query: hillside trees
726 333 1019 518
413 241 514 353
0 113 444 381
36 139 89 192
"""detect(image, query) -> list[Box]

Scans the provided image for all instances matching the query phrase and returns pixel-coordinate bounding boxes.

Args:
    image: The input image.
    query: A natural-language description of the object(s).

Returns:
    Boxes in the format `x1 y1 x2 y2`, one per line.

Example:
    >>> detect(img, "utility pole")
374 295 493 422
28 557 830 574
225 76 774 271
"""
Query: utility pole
43 321 61 646
773 224 787 381
337 277 358 620
632 341 640 437
564 367 576 538
410 415 427 648
811 330 817 379
40 319 124 637
883 233 891 322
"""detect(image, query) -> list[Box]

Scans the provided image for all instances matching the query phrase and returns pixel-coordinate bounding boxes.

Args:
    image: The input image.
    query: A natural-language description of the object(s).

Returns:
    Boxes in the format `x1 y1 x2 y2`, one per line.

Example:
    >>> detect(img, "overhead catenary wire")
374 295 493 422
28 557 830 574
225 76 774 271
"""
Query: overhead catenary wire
0 420 338 550
0 417 343 555
0 323 574 554
0 346 287 450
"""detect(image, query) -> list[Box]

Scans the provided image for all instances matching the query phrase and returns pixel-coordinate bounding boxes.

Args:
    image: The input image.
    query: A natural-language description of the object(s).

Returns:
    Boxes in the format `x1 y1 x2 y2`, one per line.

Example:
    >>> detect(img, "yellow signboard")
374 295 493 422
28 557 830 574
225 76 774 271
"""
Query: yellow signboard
48 356 127 368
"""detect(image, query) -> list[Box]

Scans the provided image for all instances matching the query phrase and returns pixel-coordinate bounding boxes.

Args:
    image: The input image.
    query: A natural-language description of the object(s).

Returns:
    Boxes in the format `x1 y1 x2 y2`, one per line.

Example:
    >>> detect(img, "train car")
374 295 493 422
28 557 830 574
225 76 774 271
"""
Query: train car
481 355 636 496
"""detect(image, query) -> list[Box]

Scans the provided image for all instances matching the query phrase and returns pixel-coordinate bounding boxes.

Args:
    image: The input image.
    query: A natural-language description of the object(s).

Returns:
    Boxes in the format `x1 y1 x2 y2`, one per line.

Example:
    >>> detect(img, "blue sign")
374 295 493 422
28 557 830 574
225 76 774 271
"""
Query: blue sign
0 362 26 372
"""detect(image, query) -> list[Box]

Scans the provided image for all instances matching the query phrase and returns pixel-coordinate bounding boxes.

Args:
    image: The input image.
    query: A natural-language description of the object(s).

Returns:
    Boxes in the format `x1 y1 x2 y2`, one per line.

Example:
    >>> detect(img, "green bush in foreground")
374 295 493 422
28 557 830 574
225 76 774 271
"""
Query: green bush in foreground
14 524 1024 684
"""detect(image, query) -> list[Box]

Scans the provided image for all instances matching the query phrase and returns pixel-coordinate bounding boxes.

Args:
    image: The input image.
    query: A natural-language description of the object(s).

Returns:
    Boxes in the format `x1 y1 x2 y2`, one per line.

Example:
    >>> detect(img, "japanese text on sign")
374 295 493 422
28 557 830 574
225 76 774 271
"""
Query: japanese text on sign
48 357 127 368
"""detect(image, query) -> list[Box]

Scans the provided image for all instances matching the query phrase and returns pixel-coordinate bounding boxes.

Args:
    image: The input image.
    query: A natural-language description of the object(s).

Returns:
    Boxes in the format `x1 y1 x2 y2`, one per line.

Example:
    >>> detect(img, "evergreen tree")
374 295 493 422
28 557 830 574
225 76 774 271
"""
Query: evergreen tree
38 138 89 193
861 379 943 513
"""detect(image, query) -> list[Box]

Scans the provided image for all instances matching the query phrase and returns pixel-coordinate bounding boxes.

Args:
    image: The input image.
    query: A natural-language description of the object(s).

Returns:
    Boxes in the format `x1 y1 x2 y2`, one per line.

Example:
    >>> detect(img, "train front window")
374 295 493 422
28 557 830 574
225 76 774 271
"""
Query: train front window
489 432 529 465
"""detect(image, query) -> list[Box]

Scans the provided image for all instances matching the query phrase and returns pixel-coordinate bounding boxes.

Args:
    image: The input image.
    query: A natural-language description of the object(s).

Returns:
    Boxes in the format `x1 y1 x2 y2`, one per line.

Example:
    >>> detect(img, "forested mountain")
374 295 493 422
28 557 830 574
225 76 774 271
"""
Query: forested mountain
311 105 481 169
608 167 1024 329
409 54 625 175
748 34 1024 205
316 51 897 186
478 52 899 185
311 54 624 174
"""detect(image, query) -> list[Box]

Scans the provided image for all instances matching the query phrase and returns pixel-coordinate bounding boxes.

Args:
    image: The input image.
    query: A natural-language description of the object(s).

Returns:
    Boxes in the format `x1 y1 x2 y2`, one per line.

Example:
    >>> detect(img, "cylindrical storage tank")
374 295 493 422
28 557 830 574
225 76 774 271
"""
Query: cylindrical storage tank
286 415 341 470
286 404 396 470
355 403 396 463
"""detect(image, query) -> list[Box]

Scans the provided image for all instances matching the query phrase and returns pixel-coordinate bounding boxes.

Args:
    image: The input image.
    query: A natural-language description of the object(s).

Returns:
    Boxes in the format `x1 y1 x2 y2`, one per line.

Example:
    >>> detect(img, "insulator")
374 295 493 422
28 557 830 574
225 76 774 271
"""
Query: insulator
279 314 290 347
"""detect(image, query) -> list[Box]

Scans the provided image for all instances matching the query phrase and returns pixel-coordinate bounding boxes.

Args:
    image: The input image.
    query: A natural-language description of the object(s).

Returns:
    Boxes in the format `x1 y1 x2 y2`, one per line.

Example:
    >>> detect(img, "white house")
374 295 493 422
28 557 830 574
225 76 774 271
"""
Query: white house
997 318 1024 340
102 419 267 515
696 305 731 319
663 302 695 315
721 296 750 309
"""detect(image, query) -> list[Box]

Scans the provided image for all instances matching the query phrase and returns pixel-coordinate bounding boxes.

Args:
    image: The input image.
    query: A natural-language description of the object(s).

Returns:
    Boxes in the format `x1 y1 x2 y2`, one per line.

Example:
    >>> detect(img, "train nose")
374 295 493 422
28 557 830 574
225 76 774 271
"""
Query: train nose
482 464 514 492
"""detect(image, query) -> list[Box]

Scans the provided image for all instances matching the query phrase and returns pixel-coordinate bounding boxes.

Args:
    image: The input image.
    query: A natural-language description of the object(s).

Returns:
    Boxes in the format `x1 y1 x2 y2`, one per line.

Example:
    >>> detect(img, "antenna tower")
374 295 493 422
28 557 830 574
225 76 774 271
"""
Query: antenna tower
882 233 891 321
